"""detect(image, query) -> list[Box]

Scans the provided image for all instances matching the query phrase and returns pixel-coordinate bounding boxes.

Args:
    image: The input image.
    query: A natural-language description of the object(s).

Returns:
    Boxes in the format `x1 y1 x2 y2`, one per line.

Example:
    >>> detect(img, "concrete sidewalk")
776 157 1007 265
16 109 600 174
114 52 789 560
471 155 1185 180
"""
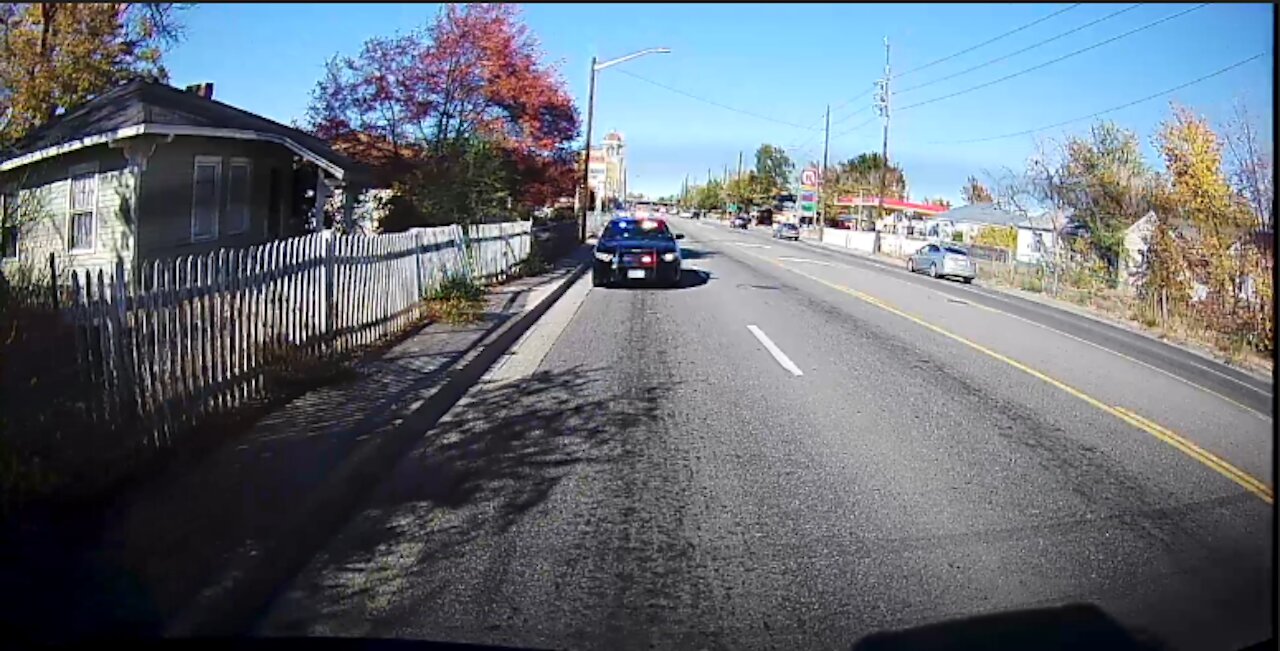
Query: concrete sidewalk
0 246 591 643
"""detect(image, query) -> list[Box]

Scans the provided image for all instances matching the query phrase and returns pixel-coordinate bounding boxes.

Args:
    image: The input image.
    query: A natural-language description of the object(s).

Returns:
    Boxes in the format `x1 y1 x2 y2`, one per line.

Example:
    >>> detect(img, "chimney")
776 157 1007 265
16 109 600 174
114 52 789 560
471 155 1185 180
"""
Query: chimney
184 82 214 99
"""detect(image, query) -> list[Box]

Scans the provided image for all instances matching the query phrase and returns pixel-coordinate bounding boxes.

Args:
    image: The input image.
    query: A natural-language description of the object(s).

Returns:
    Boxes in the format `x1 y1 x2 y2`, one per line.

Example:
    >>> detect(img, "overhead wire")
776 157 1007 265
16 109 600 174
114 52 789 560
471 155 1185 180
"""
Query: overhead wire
826 3 1084 132
611 68 823 131
895 3 1144 96
892 3 1083 80
897 3 1209 113
928 51 1269 145
831 114 881 142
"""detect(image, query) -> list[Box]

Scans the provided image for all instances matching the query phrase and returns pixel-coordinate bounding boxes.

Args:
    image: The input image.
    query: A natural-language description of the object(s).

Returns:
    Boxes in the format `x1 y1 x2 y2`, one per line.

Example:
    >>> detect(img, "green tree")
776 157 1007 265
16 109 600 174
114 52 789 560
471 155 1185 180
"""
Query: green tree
754 144 794 196
819 153 907 224
1049 121 1158 281
687 181 724 212
725 172 774 212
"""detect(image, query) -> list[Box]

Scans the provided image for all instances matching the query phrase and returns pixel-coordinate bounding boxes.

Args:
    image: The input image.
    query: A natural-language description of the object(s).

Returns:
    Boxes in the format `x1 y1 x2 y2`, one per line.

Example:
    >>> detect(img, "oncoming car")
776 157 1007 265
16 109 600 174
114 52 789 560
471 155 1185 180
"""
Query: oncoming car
593 218 685 287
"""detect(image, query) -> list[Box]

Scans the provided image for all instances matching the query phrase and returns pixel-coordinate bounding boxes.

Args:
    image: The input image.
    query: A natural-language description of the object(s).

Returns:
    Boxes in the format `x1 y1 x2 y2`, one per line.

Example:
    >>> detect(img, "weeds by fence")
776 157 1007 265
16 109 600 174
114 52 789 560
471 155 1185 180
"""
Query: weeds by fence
1 221 531 502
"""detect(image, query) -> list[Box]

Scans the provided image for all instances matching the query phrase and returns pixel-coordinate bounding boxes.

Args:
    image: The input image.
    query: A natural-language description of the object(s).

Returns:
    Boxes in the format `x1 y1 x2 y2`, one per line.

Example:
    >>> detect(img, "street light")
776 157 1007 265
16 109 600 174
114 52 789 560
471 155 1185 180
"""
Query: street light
579 47 671 242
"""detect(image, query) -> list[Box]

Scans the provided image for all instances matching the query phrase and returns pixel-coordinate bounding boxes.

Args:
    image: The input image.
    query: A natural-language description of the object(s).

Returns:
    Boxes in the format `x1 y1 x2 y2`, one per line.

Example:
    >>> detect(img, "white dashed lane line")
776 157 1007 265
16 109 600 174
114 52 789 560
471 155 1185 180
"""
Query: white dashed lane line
747 325 804 377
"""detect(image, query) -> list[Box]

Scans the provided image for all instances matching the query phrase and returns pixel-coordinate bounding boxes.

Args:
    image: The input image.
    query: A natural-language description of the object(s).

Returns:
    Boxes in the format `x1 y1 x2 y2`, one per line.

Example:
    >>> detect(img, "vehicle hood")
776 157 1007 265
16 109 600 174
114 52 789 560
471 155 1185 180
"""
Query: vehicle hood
597 238 679 253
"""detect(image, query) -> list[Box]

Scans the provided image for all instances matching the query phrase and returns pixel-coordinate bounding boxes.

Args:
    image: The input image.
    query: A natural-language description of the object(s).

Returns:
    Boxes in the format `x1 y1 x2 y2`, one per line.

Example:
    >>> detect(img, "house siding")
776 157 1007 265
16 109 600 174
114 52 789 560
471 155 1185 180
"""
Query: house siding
1 144 136 281
136 136 297 262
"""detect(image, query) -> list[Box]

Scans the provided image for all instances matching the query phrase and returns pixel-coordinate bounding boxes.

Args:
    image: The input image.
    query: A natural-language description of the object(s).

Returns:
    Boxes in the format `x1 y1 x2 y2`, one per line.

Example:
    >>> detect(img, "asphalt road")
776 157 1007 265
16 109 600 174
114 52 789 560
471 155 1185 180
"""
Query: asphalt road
256 217 1274 650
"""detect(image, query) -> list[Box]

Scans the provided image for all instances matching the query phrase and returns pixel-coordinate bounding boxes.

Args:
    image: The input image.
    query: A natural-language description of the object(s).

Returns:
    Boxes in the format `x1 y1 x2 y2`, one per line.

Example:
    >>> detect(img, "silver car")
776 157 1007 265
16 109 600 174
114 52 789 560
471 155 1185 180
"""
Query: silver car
907 242 975 283
772 223 800 240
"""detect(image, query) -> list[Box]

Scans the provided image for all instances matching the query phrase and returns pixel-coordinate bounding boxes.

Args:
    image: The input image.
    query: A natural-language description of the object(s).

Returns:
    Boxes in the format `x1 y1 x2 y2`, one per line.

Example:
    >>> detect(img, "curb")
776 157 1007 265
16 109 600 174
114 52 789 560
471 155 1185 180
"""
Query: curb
165 249 592 637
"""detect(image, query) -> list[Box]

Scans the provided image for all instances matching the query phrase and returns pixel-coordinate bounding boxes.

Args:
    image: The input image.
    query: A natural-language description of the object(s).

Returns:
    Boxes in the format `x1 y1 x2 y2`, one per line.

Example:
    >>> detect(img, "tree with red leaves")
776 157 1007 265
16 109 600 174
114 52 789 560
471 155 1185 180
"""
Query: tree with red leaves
306 4 580 228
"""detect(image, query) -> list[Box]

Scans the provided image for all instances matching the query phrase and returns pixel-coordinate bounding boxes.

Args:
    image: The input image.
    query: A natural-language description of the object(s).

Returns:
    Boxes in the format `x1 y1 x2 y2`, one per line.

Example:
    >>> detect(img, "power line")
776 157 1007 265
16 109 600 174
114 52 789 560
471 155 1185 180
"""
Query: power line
928 51 1269 145
897 3 1208 113
831 114 880 142
611 68 822 131
829 104 873 130
829 87 875 123
896 3 1143 96
787 111 837 155
893 3 1083 80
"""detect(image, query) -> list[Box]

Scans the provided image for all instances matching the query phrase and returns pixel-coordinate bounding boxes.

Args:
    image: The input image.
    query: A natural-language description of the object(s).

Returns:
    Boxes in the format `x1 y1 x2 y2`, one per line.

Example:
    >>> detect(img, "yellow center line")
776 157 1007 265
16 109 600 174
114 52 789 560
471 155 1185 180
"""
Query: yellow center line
739 249 1274 505
774 236 1270 420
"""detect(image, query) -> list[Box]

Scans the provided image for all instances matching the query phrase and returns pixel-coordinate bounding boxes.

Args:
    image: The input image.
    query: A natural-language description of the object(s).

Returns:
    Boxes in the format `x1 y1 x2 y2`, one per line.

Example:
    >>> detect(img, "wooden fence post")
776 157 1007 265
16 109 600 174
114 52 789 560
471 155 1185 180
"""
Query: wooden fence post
47 251 58 309
323 229 336 351
414 229 425 301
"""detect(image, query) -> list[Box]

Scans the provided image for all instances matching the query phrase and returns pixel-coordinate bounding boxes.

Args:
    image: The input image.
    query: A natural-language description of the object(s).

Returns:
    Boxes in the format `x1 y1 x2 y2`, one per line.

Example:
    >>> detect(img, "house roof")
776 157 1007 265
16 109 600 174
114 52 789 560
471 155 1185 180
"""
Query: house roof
1015 212 1059 231
2 79 368 183
933 203 1024 227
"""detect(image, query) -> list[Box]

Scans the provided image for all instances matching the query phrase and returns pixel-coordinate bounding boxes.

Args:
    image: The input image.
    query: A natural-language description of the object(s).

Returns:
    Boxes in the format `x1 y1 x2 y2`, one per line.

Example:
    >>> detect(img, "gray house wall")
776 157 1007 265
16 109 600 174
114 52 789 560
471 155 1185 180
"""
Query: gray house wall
136 136 298 262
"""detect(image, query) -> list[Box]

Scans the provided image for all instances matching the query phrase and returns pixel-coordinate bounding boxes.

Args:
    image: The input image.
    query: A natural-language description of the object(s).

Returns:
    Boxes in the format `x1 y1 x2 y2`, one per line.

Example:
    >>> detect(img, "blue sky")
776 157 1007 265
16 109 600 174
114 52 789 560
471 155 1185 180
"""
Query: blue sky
164 3 1273 204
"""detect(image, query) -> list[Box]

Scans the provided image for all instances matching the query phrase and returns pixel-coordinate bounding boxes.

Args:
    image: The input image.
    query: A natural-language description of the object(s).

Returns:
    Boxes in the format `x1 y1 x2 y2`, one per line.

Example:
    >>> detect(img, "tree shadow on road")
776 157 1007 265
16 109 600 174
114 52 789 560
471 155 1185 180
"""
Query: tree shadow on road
261 364 673 633
849 603 1171 651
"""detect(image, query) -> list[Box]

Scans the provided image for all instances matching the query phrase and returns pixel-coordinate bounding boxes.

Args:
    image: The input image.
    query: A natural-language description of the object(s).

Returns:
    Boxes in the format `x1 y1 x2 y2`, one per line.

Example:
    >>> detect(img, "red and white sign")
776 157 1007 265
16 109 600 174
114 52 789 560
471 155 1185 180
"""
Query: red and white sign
801 167 821 188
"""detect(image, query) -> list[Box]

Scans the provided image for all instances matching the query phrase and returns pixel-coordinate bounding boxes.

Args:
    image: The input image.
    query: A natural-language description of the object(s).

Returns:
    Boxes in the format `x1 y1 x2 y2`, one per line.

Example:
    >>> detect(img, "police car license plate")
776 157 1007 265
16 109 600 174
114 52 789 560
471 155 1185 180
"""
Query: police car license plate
626 269 647 279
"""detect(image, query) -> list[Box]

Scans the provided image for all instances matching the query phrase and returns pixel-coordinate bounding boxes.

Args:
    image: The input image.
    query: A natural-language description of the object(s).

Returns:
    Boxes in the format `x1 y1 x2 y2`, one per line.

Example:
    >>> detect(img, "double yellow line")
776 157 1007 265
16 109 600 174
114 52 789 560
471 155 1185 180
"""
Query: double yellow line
752 253 1274 505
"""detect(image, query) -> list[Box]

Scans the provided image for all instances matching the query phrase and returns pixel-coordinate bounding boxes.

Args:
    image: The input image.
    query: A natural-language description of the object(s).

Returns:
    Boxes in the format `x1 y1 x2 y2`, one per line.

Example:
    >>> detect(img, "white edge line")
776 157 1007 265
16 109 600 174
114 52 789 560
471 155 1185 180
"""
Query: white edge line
747 325 804 376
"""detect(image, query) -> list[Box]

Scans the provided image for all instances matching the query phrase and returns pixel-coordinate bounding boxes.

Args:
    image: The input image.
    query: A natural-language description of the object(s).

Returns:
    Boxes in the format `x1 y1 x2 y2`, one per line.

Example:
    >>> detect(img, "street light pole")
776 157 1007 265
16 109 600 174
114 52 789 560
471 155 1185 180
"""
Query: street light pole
579 56 598 243
578 47 671 243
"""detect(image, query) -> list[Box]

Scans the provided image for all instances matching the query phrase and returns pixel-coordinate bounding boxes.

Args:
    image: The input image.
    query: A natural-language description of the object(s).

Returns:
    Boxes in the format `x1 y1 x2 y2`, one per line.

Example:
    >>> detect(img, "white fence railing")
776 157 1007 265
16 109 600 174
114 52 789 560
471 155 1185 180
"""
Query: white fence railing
63 221 531 447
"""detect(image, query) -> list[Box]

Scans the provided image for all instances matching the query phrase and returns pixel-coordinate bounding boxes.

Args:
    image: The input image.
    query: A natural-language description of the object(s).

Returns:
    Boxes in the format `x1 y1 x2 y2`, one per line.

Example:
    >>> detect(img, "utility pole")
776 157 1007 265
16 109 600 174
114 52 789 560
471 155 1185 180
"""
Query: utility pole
737 150 743 180
819 103 830 237
874 36 891 233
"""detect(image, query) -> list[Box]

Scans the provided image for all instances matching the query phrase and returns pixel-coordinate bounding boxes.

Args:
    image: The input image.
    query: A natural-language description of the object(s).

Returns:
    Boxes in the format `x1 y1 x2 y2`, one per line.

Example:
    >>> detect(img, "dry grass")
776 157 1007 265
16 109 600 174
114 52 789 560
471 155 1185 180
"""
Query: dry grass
979 263 1274 376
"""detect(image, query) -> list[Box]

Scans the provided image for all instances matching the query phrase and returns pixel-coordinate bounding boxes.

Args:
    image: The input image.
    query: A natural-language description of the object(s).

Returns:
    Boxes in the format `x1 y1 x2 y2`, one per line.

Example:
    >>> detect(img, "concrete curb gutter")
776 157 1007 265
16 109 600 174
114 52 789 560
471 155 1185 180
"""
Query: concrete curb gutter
165 248 592 637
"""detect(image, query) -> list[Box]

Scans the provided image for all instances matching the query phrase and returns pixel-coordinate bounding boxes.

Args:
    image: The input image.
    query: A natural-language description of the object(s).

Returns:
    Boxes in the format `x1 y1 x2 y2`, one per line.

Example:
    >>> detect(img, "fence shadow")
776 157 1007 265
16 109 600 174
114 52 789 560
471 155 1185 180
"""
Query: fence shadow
849 603 1169 651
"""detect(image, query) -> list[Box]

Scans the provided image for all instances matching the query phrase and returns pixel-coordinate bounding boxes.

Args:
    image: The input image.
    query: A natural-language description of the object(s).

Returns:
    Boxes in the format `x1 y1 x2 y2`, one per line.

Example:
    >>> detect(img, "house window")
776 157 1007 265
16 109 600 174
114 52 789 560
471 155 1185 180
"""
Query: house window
1 192 17 260
191 156 221 241
226 158 251 234
68 163 98 252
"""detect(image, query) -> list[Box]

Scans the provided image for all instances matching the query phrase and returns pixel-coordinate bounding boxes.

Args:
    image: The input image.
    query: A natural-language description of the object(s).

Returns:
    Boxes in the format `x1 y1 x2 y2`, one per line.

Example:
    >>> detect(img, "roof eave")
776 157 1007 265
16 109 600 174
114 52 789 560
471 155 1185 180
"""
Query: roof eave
0 123 354 182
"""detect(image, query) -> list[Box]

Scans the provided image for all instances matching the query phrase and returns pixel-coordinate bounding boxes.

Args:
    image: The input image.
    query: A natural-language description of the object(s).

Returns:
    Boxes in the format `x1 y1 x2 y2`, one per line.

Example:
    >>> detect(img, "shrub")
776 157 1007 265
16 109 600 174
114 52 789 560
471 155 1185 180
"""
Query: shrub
426 274 486 324
973 225 1017 250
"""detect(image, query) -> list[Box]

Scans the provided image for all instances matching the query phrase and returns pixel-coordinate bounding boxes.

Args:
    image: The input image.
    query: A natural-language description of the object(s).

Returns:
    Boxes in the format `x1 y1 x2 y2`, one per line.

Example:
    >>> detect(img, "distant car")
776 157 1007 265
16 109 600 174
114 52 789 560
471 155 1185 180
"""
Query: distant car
729 215 750 229
593 218 685 288
679 210 693 218
772 223 800 241
907 243 975 283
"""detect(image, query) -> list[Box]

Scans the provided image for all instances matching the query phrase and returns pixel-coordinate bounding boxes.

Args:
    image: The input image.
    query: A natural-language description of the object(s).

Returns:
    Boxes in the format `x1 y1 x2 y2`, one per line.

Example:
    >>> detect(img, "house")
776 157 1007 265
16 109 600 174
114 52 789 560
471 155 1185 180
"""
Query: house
1013 212 1062 264
921 203 1023 243
0 79 369 280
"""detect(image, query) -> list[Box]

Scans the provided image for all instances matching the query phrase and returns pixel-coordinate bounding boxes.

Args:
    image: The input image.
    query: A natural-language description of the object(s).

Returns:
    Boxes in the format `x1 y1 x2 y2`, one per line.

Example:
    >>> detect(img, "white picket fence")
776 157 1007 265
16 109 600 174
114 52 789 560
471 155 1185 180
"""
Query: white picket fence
64 221 531 448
